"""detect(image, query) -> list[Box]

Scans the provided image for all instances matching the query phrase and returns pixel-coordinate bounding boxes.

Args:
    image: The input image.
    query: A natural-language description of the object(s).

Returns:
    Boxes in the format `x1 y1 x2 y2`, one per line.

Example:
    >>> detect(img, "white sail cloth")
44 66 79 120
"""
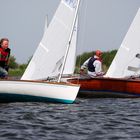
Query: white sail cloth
21 0 79 80
105 8 140 78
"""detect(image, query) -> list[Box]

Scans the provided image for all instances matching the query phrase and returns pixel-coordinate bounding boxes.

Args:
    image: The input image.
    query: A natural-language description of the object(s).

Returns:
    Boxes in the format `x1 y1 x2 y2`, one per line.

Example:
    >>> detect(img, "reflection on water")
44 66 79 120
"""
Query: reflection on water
0 98 140 140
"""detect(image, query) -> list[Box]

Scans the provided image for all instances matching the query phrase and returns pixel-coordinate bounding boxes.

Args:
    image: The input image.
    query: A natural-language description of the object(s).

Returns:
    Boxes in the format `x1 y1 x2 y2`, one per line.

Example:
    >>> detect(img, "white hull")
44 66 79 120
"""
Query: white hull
0 80 80 103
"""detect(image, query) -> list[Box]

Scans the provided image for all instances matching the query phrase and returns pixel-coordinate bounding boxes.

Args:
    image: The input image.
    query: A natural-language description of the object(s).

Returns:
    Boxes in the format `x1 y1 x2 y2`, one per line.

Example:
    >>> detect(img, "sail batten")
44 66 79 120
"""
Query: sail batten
39 43 49 53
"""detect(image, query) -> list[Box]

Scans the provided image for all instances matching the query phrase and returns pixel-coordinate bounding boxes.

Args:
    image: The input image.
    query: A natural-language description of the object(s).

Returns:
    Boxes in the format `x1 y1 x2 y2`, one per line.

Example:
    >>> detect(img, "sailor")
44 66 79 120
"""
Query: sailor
80 50 104 78
0 38 11 78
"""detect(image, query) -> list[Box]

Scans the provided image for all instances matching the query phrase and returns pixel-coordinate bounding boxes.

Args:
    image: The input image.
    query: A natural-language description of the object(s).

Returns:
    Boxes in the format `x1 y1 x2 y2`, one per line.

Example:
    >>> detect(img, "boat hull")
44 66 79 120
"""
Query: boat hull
0 80 80 103
68 77 140 98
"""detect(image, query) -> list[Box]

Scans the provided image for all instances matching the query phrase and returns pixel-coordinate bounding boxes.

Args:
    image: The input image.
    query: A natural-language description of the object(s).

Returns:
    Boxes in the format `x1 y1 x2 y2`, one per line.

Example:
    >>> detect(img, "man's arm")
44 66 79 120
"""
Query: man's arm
94 60 104 76
81 58 90 69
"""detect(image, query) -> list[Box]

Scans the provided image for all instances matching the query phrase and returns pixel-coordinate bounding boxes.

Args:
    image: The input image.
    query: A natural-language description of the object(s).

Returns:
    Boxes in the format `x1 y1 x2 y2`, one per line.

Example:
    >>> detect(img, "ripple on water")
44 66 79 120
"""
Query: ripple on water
0 98 140 139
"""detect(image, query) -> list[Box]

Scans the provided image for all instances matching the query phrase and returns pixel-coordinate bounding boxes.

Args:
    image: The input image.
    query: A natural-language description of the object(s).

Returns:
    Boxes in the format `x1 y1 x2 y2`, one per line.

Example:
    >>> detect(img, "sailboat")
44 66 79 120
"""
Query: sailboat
69 8 140 98
0 0 80 103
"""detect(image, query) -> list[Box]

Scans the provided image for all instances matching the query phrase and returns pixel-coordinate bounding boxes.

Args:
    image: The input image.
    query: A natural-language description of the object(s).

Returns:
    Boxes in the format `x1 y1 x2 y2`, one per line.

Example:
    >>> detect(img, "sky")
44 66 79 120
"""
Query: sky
0 0 140 64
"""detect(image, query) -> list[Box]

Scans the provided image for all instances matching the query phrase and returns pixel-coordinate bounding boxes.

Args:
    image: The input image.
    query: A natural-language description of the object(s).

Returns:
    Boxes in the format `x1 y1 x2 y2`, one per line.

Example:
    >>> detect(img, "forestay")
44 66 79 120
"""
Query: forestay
21 0 79 80
105 8 140 78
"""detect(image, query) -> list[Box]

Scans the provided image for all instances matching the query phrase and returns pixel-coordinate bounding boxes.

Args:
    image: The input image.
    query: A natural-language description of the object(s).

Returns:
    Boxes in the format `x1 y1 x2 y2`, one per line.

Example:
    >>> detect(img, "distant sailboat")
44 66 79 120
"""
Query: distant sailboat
69 8 140 98
0 0 81 103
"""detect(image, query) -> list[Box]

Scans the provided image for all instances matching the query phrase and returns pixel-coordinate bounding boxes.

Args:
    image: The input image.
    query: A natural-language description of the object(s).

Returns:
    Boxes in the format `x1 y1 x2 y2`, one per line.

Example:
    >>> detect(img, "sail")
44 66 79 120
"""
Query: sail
105 8 140 78
45 17 78 77
63 17 78 75
21 0 80 80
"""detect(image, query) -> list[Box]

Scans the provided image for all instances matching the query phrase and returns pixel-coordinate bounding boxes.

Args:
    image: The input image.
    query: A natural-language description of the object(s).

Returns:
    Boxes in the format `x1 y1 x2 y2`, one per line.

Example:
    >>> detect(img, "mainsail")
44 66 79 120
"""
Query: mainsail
45 17 78 76
21 0 80 80
105 8 140 78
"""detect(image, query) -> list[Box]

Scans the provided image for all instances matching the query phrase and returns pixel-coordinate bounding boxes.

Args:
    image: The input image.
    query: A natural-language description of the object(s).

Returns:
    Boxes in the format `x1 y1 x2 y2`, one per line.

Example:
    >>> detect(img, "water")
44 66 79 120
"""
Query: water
0 98 140 140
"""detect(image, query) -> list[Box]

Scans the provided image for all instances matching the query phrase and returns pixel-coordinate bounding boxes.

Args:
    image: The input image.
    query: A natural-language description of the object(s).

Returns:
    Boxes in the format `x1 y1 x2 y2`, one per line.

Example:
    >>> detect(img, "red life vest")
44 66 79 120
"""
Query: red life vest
0 48 9 62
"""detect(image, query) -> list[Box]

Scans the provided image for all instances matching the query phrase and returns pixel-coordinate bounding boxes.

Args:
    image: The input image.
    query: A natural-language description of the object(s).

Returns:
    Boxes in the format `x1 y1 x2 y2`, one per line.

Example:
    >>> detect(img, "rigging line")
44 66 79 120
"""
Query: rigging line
78 0 88 66
58 0 81 83
76 0 88 83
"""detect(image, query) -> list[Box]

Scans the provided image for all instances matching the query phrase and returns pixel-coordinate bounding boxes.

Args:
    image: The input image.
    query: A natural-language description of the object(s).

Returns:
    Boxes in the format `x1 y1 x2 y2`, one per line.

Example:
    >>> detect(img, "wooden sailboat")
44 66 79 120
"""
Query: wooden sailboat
69 8 140 98
69 76 140 98
0 0 81 103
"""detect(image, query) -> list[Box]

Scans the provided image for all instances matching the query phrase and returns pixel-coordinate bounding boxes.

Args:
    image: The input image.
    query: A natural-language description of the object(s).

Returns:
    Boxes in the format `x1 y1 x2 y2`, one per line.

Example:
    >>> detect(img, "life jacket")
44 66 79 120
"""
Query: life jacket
87 57 96 72
88 56 102 72
0 48 10 68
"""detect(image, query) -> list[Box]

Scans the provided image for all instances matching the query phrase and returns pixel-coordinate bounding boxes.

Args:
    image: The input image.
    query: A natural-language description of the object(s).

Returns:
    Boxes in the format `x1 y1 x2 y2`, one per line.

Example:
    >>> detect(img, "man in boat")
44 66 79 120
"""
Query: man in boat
80 50 104 78
0 38 11 78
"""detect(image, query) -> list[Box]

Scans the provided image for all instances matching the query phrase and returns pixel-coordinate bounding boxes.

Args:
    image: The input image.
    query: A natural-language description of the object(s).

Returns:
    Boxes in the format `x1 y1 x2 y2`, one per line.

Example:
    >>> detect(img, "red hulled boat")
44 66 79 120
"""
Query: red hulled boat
69 76 140 98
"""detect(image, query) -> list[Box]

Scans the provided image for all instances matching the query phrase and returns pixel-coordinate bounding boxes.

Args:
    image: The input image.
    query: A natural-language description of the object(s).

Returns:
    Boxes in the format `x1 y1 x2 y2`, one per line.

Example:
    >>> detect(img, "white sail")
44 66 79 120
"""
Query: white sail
21 0 80 80
44 17 78 76
105 8 140 78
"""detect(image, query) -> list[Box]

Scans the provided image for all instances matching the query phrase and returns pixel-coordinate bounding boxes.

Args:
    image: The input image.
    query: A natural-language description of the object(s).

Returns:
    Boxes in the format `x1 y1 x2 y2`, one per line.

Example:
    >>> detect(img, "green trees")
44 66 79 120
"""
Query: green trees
9 55 18 69
8 55 27 76
102 50 117 68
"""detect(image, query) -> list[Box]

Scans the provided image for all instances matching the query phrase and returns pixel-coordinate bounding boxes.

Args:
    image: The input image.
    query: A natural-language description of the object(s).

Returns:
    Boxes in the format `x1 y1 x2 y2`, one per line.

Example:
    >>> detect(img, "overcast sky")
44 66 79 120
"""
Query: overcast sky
0 0 140 64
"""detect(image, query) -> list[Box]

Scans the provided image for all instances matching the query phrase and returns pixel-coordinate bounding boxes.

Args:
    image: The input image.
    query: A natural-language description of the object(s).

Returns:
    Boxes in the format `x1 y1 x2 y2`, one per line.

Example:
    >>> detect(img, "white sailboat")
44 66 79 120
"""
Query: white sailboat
21 0 79 80
105 8 140 78
0 0 80 103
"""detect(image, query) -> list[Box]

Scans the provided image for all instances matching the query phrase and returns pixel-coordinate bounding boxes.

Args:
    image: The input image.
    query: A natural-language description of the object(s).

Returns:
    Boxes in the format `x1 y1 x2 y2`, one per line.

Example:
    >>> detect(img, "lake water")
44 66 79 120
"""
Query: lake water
0 98 140 140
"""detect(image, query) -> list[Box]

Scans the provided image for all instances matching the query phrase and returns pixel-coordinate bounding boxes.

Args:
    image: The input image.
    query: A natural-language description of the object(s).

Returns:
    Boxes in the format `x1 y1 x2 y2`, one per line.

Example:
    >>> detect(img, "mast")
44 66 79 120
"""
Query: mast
58 0 81 82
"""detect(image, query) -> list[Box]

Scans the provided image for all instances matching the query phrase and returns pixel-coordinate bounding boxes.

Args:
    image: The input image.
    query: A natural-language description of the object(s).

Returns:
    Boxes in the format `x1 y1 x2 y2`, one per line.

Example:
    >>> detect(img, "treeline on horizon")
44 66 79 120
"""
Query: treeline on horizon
8 49 117 76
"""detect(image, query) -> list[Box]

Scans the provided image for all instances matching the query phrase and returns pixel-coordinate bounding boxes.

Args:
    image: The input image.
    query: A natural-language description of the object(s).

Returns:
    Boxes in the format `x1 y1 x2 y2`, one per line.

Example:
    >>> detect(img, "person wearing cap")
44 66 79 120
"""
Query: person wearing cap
0 38 11 78
80 50 104 78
